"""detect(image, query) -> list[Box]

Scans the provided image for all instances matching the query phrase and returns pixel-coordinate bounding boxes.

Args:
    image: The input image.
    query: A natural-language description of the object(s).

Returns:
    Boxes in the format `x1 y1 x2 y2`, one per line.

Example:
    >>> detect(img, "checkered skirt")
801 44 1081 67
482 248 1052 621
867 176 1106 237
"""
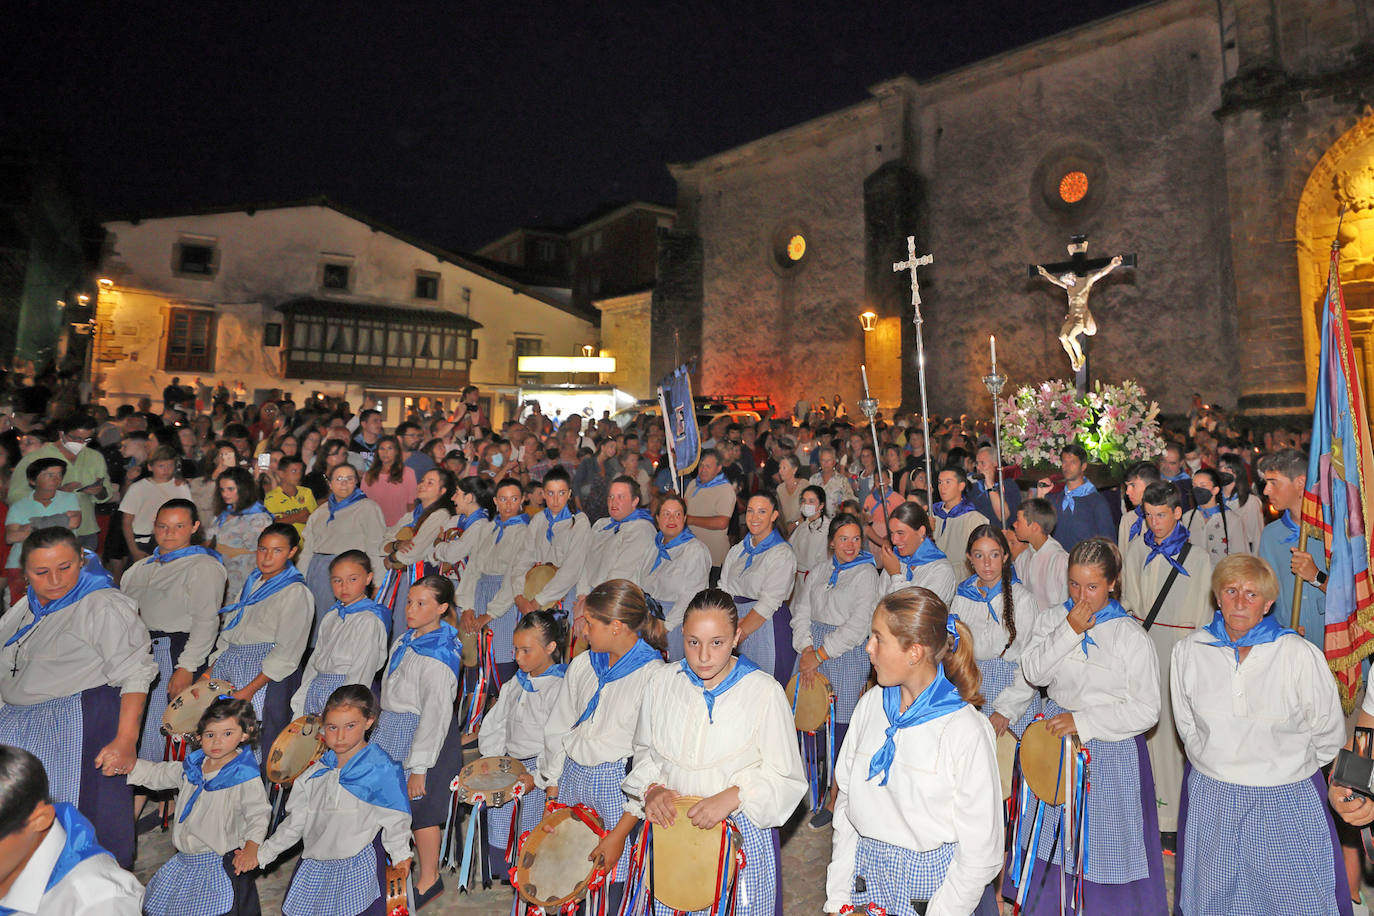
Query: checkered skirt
487 755 545 863
1179 769 1346 916
371 709 420 766
302 672 347 717
977 656 1039 737
210 642 274 761
139 634 177 761
853 838 955 916
143 850 234 916
282 836 383 916
653 810 777 916
474 574 515 664
0 693 82 804
559 757 633 882
734 598 796 684
802 622 870 724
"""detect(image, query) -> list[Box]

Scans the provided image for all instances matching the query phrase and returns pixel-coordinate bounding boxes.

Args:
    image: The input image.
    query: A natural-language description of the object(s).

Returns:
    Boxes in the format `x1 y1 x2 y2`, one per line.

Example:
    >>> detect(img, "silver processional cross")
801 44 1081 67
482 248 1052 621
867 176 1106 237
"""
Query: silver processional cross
891 235 934 496
892 236 934 325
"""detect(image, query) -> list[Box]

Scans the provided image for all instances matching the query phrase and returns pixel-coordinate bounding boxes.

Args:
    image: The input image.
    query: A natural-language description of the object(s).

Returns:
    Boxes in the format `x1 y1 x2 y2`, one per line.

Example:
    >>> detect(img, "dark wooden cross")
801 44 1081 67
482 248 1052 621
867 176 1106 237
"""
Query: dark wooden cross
1027 235 1137 395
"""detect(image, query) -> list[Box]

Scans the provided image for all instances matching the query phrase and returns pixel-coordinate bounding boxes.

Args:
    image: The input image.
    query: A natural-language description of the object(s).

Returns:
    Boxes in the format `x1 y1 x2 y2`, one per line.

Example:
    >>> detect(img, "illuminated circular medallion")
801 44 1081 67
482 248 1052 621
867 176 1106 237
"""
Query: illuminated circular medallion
786 234 806 261
1058 171 1089 204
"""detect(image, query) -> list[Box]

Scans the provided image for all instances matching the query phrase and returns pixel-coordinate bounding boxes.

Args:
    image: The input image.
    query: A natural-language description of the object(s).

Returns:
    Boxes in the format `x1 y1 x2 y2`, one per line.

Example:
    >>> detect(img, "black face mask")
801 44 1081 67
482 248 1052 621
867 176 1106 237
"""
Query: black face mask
1191 486 1215 507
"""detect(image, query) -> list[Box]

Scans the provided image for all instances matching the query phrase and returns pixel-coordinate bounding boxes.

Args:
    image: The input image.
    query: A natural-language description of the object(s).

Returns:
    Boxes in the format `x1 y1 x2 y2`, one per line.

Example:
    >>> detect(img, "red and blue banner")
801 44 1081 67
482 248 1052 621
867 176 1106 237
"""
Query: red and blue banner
1300 245 1374 709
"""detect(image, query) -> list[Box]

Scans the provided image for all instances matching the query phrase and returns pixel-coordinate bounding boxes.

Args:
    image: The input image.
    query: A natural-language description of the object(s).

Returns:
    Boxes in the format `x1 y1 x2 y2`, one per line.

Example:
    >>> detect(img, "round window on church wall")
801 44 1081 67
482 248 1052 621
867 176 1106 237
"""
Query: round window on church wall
786 234 807 261
1058 171 1089 204
770 220 812 274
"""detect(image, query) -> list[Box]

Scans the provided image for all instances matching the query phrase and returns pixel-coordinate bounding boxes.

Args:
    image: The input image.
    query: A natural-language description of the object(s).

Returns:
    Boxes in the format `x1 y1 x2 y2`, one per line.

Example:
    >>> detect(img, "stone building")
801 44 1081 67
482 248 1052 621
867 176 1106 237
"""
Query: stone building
95 198 596 425
655 0 1374 421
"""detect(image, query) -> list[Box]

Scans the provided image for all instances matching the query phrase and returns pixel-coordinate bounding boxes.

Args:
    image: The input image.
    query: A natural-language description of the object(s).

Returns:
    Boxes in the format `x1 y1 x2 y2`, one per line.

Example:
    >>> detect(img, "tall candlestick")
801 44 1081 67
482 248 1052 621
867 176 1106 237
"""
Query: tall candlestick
990 335 997 371
861 364 870 398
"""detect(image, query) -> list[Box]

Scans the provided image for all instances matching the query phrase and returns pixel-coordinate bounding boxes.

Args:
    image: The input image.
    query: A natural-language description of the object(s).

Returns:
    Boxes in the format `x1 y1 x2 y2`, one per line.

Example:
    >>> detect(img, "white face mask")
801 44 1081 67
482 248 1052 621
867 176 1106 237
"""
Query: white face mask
65 439 86 455
800 503 818 518
490 453 505 468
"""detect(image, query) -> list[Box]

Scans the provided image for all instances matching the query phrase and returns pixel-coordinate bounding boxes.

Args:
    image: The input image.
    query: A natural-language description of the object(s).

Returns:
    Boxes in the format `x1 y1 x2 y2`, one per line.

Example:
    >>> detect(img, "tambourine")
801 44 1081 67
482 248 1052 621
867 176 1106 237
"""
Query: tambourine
996 730 1018 801
450 755 529 808
161 678 237 738
385 861 411 916
651 796 743 913
265 714 325 785
785 671 833 733
1018 719 1082 806
514 803 606 909
521 563 562 611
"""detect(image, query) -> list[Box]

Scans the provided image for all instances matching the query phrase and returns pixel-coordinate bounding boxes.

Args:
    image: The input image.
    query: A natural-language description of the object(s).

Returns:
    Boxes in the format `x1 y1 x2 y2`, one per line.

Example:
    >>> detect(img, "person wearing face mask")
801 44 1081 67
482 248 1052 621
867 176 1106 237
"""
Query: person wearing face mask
788 484 830 597
640 494 712 662
8 415 107 553
1184 467 1235 566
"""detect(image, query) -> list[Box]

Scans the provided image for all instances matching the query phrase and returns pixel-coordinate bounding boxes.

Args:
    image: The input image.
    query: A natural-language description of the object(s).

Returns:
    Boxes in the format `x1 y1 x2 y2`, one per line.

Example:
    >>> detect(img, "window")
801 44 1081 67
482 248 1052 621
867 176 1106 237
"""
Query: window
174 241 217 277
165 308 215 371
515 336 542 385
321 263 351 290
1058 171 1089 204
415 271 440 300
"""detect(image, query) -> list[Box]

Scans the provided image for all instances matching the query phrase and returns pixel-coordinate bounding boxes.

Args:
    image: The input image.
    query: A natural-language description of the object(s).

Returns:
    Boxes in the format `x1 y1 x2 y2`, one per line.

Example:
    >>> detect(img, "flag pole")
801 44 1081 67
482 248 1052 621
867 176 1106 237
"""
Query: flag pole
1291 524 1307 630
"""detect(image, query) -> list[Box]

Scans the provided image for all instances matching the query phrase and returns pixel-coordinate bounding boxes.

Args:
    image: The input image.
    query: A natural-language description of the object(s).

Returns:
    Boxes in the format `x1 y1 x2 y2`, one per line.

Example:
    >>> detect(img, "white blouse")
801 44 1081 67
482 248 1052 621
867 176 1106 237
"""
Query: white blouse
1011 539 1068 613
297 498 387 577
430 515 493 571
256 755 411 864
718 539 797 620
950 581 1041 723
458 519 535 617
127 758 272 854
478 670 565 761
638 536 713 632
387 508 453 566
1121 536 1213 630
1171 628 1345 786
623 662 806 827
930 509 989 566
122 553 228 672
0 589 157 704
0 819 143 916
538 648 663 788
527 512 592 607
788 519 829 578
826 694 1003 916
579 516 657 597
380 645 458 775
882 557 957 606
1019 608 1161 744
789 561 882 658
207 582 313 683
289 610 389 717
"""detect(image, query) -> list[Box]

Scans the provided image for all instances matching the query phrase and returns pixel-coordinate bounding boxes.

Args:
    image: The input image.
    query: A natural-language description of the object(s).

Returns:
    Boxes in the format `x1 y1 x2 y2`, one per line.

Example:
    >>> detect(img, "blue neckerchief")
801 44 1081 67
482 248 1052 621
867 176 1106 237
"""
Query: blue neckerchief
1128 505 1145 541
388 622 464 681
608 508 654 534
829 551 876 587
678 655 760 723
1225 494 1240 508
36 804 107 900
931 498 976 534
494 513 530 544
651 529 696 572
897 538 946 580
179 747 259 823
326 488 368 523
1061 480 1097 513
1068 598 1132 656
308 742 410 814
1143 522 1190 575
352 434 376 454
1203 609 1295 663
741 529 786 570
408 502 424 527
6 566 116 647
457 508 489 533
515 663 568 693
1162 471 1190 483
543 505 573 543
329 596 391 632
866 667 965 786
216 501 272 529
956 572 1020 623
694 472 728 490
574 638 661 726
153 544 224 565
1198 505 1221 520
1280 510 1300 545
219 565 306 630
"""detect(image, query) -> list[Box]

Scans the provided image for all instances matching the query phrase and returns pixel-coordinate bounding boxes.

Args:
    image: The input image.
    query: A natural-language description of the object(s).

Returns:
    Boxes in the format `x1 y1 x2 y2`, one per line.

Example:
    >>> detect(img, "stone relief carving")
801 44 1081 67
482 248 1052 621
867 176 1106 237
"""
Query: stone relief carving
1334 164 1374 213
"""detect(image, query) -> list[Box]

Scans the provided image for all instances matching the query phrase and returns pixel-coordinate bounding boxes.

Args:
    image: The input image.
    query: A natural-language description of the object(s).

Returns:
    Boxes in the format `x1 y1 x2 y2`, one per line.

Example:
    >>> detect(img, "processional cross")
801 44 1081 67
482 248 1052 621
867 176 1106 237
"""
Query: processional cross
892 235 935 498
1028 235 1136 394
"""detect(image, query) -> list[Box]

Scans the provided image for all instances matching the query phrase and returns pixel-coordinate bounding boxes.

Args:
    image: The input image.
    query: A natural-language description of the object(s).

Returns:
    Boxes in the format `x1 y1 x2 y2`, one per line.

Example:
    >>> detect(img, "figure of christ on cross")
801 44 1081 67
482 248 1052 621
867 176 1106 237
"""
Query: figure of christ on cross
1029 235 1135 384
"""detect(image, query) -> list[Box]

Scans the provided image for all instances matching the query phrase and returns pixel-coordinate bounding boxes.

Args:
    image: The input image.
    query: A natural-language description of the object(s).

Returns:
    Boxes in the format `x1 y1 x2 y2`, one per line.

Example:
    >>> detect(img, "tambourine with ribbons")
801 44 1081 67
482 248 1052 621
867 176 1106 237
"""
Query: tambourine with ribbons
618 795 747 916
511 801 609 914
1007 715 1091 914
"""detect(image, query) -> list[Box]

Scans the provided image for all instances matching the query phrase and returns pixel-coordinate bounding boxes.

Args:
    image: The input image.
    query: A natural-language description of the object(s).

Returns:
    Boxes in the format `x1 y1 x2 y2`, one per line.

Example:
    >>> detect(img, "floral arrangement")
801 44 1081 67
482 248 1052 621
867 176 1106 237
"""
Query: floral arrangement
1000 379 1166 468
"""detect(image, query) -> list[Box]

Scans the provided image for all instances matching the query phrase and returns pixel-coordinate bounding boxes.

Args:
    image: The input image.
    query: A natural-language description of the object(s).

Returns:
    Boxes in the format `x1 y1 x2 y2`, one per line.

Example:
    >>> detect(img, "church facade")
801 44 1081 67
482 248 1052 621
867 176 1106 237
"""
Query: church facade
652 0 1374 421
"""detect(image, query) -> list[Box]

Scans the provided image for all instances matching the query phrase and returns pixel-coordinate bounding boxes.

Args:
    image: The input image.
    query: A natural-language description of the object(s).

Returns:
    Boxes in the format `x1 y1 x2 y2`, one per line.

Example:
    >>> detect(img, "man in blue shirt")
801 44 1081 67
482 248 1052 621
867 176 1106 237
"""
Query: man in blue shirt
1256 447 1326 647
1044 443 1114 549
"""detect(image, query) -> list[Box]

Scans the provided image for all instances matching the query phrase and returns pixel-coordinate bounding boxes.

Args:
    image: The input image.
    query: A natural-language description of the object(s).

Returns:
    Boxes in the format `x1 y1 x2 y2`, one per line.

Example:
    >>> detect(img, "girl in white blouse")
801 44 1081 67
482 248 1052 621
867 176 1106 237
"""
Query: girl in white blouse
130 697 270 916
877 502 957 605
1172 555 1349 916
950 525 1041 738
377 467 457 640
458 478 534 683
825 587 1002 916
627 588 807 916
513 467 590 621
719 492 798 684
1013 537 1165 916
478 610 566 878
289 550 390 717
430 476 495 591
641 494 711 661
788 485 830 597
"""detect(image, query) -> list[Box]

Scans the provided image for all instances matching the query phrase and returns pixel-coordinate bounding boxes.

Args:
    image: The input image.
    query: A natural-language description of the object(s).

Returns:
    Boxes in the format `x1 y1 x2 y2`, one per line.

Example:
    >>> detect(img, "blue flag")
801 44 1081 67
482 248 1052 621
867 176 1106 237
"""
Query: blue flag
659 364 700 480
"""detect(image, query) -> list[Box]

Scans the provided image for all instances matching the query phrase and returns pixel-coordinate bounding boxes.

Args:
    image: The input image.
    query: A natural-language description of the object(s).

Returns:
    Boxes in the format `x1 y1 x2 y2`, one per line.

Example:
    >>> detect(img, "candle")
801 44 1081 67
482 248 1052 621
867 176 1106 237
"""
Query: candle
990 335 997 370
861 364 870 397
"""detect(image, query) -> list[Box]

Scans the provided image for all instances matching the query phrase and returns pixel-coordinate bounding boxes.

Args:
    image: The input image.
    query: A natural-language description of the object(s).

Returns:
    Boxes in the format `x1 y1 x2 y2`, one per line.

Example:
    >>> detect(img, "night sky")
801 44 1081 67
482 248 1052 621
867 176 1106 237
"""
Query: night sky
2 1 1144 252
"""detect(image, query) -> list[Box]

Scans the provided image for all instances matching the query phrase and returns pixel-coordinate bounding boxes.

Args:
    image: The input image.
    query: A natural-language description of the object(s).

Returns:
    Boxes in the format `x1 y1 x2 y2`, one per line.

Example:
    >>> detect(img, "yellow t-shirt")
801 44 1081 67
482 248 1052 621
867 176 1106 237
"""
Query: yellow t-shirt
264 485 317 534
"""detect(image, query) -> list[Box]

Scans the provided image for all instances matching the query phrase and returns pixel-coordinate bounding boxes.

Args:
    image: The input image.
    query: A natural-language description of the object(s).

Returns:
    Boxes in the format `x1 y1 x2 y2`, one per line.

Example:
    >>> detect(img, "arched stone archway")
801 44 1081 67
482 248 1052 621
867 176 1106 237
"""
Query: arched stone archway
1295 106 1374 418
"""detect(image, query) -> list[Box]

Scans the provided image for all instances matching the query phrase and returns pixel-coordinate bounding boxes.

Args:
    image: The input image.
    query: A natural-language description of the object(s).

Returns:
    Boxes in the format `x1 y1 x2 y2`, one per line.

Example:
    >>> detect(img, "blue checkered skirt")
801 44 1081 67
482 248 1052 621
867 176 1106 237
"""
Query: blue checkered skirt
653 811 777 916
302 672 348 717
1178 769 1348 916
977 656 1039 737
487 755 545 862
305 554 337 641
144 850 234 916
139 633 182 761
852 838 998 916
283 836 383 916
801 621 870 724
210 641 275 761
0 693 82 804
474 574 515 664
734 598 796 685
560 758 633 882
371 709 420 766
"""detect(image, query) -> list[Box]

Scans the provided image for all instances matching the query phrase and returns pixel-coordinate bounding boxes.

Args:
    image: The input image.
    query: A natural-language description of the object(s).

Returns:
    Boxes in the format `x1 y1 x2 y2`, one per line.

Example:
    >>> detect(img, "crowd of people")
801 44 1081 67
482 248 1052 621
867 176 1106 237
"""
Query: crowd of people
0 377 1363 916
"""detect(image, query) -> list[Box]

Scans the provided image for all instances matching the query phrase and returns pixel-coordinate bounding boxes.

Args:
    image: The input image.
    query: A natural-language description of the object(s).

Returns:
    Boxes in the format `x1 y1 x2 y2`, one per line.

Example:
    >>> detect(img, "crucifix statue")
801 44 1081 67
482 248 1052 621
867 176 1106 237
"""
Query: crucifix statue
1028 235 1136 393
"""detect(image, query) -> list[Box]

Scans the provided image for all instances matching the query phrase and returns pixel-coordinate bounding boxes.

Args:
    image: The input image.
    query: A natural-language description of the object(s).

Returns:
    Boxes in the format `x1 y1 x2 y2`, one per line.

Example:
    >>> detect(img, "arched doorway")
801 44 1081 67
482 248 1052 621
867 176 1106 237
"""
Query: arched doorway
1296 107 1374 421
